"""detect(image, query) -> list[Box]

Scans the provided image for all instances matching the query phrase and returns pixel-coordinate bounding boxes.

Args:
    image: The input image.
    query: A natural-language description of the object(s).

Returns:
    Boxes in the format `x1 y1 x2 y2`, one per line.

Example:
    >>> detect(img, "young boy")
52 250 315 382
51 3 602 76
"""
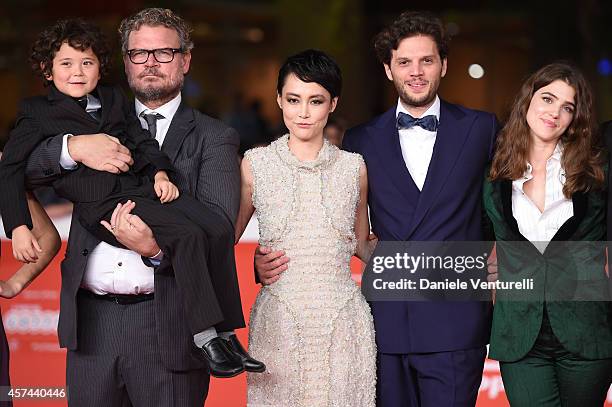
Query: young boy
0 19 264 377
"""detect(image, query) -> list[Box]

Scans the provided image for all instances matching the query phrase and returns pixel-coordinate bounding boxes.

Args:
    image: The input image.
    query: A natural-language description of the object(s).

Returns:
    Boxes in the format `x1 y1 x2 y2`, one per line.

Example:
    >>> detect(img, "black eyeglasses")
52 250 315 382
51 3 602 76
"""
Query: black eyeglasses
126 48 184 64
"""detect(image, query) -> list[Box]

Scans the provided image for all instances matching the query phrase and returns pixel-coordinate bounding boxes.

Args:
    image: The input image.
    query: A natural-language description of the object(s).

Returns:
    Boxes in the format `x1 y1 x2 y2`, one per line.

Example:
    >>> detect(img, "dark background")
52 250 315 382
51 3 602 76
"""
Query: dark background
0 0 611 145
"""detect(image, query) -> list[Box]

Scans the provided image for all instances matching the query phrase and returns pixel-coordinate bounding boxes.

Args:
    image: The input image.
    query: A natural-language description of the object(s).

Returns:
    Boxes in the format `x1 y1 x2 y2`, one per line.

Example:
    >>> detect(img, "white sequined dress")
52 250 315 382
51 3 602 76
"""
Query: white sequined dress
245 135 376 407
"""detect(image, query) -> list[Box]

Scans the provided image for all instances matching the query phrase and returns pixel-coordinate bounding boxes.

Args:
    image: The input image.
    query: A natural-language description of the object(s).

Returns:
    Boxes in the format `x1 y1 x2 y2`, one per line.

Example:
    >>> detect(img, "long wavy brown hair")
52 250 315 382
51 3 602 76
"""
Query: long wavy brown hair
490 62 605 197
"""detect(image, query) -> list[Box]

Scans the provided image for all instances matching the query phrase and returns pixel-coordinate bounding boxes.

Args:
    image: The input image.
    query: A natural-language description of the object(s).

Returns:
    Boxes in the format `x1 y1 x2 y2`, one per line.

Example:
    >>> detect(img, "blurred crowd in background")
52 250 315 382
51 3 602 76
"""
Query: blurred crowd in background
1 0 611 219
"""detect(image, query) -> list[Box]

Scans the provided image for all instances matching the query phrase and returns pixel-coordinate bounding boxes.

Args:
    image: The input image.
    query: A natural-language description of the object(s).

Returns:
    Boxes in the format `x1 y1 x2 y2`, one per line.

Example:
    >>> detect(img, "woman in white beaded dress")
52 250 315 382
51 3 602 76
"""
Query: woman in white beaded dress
235 50 377 407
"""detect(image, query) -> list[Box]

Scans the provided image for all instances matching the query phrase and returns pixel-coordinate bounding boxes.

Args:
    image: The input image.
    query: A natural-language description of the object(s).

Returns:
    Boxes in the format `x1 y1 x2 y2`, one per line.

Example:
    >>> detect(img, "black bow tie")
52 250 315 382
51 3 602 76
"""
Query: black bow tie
397 112 439 132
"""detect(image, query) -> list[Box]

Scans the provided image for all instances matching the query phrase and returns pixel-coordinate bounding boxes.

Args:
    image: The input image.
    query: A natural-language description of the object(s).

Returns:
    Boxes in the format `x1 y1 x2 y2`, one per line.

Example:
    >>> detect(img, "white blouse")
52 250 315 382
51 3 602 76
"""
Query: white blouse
511 144 573 254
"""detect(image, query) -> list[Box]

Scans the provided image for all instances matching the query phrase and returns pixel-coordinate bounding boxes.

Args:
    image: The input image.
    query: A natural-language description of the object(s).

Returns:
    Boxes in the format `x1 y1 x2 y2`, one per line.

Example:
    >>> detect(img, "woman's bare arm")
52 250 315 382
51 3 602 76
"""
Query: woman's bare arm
355 162 376 263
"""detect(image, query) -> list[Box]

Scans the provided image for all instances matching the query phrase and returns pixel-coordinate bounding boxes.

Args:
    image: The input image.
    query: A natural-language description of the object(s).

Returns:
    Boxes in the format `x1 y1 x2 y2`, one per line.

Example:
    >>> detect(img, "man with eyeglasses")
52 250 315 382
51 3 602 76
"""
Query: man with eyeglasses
22 8 250 406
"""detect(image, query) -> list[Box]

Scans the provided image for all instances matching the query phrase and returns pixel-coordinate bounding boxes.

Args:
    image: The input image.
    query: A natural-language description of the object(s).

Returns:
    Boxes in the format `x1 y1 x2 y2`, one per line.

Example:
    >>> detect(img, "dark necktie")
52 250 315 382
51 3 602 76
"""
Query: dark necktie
77 96 101 122
77 96 88 110
397 112 439 132
141 112 164 139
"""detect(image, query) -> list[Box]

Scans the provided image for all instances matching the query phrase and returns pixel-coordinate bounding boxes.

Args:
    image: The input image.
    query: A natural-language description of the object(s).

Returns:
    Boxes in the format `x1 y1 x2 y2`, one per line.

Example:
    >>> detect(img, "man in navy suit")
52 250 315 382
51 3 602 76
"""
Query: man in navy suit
341 11 497 407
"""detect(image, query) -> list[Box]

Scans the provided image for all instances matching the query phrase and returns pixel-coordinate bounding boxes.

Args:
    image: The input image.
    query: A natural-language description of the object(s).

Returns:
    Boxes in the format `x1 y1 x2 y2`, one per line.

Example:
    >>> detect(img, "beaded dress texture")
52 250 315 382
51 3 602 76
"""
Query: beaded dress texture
245 135 376 407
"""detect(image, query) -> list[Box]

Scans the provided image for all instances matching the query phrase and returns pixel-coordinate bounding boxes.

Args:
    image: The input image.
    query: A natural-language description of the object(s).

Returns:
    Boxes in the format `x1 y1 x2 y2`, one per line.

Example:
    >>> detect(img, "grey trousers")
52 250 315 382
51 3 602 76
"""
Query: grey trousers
67 291 209 407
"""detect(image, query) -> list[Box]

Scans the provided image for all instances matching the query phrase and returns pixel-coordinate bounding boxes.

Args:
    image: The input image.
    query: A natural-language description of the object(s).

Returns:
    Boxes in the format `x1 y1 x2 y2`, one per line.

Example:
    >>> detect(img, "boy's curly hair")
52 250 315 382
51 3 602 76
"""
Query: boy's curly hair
30 19 111 84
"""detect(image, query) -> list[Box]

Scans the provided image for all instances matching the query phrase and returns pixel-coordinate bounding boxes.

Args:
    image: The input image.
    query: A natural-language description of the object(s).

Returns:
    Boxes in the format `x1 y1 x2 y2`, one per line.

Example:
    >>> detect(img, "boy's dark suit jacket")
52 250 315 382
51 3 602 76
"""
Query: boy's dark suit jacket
0 84 173 238
20 88 241 371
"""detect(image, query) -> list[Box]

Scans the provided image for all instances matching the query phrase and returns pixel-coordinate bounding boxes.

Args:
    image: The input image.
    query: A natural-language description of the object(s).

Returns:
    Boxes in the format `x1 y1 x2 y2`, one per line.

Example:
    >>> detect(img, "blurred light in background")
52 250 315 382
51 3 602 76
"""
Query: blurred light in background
243 27 264 43
468 63 485 79
597 58 612 76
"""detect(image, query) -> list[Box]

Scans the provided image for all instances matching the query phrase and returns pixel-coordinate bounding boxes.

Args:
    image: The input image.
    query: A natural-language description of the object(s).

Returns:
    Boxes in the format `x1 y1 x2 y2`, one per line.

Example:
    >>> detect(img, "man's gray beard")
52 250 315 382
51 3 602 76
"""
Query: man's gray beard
130 76 184 104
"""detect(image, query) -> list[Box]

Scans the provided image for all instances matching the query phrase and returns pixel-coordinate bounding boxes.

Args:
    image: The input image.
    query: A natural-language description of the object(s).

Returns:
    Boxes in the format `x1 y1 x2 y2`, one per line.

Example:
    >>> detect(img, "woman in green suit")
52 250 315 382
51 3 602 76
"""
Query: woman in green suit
484 63 612 406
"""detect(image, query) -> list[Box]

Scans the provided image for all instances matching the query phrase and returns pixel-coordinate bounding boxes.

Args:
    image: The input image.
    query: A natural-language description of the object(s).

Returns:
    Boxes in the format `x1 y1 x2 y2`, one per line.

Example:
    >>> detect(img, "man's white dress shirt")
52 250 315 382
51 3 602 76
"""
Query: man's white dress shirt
396 96 441 191
60 93 182 294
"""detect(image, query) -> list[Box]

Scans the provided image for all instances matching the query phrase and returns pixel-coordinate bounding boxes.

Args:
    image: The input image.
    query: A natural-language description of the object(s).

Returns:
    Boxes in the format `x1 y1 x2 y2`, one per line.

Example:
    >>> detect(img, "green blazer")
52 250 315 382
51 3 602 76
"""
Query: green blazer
483 176 612 362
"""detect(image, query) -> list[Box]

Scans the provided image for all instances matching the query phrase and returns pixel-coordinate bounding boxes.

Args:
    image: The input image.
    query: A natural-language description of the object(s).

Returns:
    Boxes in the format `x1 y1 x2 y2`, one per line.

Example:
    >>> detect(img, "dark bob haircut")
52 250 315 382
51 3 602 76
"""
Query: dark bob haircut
374 11 449 65
277 49 342 99
30 18 111 84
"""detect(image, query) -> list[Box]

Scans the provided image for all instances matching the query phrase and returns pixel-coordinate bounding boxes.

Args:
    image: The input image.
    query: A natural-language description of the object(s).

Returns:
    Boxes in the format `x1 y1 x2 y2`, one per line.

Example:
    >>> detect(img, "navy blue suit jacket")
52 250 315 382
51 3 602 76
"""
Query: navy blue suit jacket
343 100 497 353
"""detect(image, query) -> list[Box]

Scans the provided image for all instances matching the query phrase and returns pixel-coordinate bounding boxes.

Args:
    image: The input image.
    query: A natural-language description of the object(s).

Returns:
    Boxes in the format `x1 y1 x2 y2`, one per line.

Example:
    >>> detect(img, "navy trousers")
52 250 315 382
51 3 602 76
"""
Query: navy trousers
377 347 486 407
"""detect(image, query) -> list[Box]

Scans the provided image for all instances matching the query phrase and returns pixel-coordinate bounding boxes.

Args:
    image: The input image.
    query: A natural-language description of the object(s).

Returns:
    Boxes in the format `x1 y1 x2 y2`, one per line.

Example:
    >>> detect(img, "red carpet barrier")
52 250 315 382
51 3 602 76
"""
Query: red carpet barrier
1 241 611 406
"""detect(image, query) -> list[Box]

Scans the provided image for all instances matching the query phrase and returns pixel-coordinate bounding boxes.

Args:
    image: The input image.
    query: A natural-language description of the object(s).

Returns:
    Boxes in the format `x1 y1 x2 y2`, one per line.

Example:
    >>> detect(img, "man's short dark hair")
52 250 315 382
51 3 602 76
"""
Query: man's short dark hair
277 49 342 99
374 11 449 65
30 19 111 84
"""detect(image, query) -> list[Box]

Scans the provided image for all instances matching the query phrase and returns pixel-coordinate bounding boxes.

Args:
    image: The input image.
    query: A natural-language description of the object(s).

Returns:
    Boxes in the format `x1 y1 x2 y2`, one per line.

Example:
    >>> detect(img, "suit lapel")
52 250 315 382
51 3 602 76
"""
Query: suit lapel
96 85 113 128
499 178 587 243
47 84 99 126
405 101 471 239
370 107 421 202
550 192 586 241
162 101 196 162
500 180 527 240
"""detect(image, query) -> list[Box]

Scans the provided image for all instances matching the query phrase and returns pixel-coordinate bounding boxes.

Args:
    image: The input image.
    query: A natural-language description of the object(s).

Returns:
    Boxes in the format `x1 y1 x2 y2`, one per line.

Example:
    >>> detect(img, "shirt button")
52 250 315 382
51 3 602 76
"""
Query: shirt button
118 262 123 267
81 249 89 256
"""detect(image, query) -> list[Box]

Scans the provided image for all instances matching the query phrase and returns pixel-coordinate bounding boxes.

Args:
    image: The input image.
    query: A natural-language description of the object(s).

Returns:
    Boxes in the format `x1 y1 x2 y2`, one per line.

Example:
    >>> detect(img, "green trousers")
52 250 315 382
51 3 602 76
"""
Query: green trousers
500 312 612 407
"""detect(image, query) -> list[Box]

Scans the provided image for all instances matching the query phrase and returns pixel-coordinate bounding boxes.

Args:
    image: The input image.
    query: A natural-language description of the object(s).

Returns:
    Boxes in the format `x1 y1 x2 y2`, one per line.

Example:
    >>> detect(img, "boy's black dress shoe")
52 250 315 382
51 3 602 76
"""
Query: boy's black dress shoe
226 334 266 373
200 337 245 378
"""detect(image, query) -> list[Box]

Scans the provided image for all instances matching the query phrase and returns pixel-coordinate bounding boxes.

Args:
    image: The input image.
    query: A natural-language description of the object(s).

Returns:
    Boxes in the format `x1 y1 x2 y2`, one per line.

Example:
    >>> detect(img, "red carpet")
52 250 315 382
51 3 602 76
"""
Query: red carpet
1 242 610 406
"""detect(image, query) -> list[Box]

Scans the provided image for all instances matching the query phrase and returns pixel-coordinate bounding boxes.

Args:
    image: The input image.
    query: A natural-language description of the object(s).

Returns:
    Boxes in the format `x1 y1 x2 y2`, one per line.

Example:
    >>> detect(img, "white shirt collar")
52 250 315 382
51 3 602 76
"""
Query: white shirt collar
135 93 182 121
395 95 441 120
514 142 565 191
85 93 102 112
